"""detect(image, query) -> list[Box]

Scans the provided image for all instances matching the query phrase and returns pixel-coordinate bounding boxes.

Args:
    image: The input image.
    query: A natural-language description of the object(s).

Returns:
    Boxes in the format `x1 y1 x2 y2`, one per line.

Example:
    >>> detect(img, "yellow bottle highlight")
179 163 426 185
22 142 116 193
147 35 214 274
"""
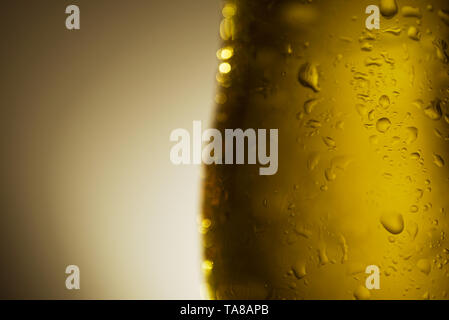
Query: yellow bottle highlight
202 0 449 300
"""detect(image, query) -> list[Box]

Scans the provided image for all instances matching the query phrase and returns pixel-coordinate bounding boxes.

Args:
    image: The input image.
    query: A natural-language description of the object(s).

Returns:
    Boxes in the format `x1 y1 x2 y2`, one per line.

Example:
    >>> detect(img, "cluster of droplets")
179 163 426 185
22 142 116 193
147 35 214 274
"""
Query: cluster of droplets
290 0 449 299
203 0 449 300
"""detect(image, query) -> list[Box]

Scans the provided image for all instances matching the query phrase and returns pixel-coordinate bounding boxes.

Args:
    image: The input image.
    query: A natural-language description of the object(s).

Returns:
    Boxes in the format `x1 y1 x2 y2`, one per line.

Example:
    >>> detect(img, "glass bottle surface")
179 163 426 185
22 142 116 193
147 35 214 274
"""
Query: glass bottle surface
202 0 449 299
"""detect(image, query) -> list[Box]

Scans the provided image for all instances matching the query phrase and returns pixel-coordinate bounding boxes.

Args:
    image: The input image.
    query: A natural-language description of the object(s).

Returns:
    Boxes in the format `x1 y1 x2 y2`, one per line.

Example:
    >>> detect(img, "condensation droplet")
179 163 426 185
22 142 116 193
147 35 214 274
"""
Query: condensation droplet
306 119 322 129
217 46 234 60
410 152 421 160
376 118 391 133
405 127 418 144
222 3 236 18
438 10 449 26
379 95 390 109
365 57 383 66
383 27 402 35
292 261 307 279
433 39 449 64
433 153 445 167
402 6 422 18
356 104 368 117
369 135 379 145
220 18 235 41
407 221 418 240
417 259 431 275
295 225 312 239
307 152 320 171
415 188 424 199
318 246 329 265
354 286 371 300
339 235 349 263
380 212 404 235
298 62 320 92
380 0 398 18
322 136 336 148
424 100 442 120
361 42 373 51
215 92 227 105
325 167 337 181
304 98 320 114
331 156 353 170
202 260 214 273
407 26 421 41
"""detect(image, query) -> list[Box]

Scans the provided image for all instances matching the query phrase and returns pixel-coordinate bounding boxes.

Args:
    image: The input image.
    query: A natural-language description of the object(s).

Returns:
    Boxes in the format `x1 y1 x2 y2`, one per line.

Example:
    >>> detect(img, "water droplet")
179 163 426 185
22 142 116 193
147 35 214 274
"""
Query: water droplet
215 92 227 105
417 259 431 275
331 156 353 170
413 99 424 110
220 18 235 41
405 127 418 144
292 261 307 279
318 247 329 265
424 100 442 120
402 6 422 18
369 135 379 145
415 188 424 199
361 42 373 51
202 260 214 273
376 118 391 133
298 62 320 92
335 120 345 130
410 152 421 160
339 235 349 263
407 26 421 41
325 168 337 181
219 62 232 74
380 212 404 235
295 225 312 239
354 286 371 300
434 39 449 64
438 10 449 26
322 136 336 148
383 27 402 35
202 218 212 228
380 0 398 18
356 104 368 117
306 119 322 129
407 221 418 240
217 46 234 60
222 3 236 18
410 205 419 213
383 172 393 180
379 95 390 109
433 153 445 167
307 152 320 171
304 98 320 114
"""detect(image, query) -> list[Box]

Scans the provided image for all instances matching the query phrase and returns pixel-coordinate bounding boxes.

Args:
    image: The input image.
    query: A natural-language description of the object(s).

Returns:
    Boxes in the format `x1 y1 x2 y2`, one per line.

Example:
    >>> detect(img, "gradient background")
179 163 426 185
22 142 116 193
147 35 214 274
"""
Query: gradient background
0 0 220 299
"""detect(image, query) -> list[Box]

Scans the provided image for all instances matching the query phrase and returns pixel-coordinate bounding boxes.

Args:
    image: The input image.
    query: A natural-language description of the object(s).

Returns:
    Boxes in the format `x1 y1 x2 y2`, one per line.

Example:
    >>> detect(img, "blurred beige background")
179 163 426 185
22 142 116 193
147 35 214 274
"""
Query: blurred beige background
0 0 220 299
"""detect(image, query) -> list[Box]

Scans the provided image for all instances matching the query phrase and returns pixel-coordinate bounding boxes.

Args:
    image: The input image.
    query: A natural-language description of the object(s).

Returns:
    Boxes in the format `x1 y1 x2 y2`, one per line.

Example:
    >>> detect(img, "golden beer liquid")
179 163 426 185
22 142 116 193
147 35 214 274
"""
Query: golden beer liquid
202 0 449 299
